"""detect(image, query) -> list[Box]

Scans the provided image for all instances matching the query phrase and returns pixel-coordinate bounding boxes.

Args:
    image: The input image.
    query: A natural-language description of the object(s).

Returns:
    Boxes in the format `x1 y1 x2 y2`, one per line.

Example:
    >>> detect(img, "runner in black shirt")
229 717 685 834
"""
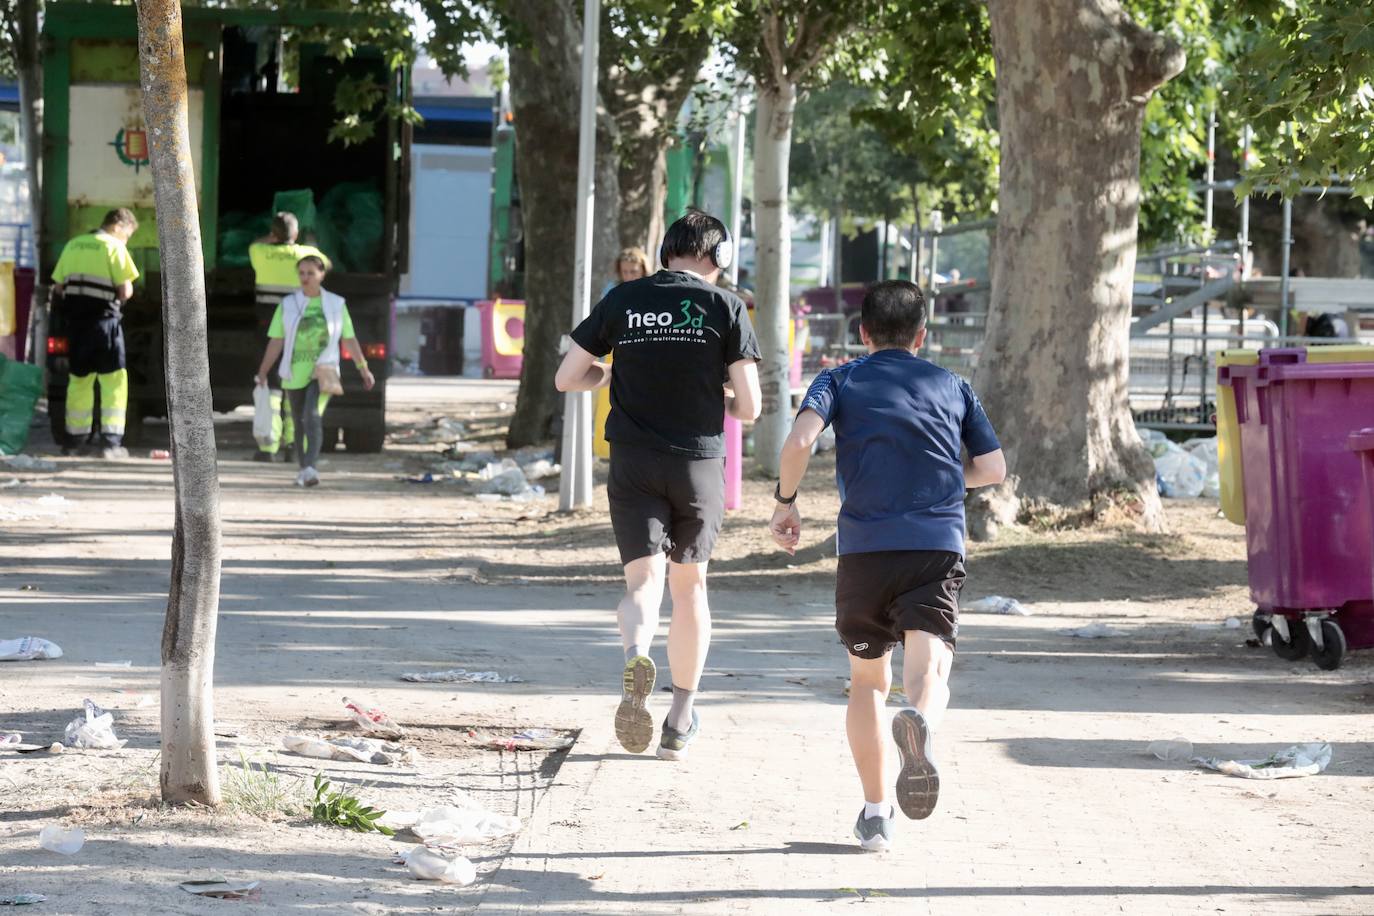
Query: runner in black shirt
557 209 762 760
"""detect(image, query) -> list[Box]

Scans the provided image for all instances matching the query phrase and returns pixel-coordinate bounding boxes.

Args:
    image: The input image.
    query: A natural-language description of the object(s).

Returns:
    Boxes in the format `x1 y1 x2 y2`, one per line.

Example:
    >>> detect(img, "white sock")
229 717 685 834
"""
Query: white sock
864 800 892 819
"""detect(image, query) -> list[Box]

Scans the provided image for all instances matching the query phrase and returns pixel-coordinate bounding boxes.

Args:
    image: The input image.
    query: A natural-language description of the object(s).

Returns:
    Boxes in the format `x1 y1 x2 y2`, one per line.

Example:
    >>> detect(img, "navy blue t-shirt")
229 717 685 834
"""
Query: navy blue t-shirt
800 350 1001 557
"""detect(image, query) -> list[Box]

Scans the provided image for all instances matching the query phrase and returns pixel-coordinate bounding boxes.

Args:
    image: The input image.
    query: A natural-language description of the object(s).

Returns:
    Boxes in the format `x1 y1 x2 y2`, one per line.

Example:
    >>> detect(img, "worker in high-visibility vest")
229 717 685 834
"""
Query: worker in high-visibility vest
51 207 140 459
248 211 330 462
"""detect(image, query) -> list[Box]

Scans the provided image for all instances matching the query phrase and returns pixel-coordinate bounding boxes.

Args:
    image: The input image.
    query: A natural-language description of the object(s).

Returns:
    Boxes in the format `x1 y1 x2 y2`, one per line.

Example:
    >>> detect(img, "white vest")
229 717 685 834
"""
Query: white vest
278 289 347 380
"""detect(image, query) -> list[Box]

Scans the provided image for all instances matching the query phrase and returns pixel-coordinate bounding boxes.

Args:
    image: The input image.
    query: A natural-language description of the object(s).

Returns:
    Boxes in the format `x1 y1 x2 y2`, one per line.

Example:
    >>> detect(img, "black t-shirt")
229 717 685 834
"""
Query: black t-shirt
570 270 760 458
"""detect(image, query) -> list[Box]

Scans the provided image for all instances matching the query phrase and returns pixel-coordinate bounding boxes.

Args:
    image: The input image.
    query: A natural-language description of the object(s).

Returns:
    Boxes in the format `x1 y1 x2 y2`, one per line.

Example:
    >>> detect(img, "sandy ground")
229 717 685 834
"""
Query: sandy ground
1 378 1372 914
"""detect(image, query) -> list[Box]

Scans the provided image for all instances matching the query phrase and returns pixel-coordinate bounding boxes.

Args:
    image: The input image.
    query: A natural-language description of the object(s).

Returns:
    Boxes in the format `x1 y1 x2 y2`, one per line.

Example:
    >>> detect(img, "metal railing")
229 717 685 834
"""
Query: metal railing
796 308 1366 431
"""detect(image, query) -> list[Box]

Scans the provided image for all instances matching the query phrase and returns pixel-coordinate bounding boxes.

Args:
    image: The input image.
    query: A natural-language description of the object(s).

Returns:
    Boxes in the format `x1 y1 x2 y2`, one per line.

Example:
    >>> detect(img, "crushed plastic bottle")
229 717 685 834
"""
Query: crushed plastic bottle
963 596 1031 616
1147 737 1194 762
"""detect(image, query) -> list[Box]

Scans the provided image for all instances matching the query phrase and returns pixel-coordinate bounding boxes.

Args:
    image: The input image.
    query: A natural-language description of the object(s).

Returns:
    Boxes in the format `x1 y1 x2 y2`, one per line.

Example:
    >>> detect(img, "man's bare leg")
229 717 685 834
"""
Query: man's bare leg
615 554 666 753
846 651 894 805
901 629 953 732
619 554 666 659
893 629 954 818
664 560 710 737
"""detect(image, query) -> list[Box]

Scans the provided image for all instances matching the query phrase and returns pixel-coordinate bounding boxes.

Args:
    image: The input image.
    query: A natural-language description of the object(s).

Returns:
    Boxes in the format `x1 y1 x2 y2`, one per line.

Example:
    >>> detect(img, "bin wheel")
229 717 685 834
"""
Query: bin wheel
482 366 496 379
1311 620 1346 671
1271 617 1310 661
1251 611 1272 640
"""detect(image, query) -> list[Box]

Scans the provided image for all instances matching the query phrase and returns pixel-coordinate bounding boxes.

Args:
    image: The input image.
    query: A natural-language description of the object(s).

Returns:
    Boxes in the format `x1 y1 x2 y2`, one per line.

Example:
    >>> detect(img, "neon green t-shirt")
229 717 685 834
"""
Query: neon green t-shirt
52 231 140 287
268 297 356 390
249 242 332 291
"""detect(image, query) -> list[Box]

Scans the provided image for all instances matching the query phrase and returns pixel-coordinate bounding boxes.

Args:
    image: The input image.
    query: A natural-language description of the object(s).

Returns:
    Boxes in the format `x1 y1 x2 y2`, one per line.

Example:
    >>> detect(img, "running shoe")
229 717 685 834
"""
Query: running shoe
656 708 699 761
615 655 656 753
853 807 894 852
302 466 321 488
100 446 129 461
893 708 940 819
252 451 277 463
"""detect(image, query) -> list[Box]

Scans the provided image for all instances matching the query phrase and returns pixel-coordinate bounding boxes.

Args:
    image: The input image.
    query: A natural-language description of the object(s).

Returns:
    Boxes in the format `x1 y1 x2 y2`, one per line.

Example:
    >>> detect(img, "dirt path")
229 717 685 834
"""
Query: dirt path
1 379 1371 914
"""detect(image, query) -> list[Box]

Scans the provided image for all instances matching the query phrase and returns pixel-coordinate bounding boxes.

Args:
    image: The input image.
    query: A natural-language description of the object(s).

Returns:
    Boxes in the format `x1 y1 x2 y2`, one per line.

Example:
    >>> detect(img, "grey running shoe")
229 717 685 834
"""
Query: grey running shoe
655 708 699 761
853 807 894 852
100 446 129 461
615 655 656 753
893 709 940 819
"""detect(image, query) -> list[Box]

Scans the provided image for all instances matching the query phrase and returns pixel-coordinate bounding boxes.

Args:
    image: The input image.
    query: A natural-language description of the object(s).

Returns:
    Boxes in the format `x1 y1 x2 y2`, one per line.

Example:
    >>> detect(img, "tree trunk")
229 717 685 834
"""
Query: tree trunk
616 130 667 256
751 82 796 475
136 0 223 806
16 0 47 365
972 0 1183 535
505 0 600 447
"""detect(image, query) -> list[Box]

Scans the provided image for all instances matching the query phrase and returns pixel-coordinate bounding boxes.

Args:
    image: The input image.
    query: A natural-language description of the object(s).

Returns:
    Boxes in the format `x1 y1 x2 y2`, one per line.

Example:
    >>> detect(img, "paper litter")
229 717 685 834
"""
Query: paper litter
281 735 420 766
485 729 575 752
179 878 261 899
963 596 1031 616
402 845 477 885
0 637 63 661
400 669 524 684
1192 742 1332 779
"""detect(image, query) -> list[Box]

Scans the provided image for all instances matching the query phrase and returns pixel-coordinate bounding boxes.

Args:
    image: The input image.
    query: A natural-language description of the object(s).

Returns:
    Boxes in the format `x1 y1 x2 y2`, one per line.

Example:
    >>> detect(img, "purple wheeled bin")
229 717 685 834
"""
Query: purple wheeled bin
1216 349 1374 670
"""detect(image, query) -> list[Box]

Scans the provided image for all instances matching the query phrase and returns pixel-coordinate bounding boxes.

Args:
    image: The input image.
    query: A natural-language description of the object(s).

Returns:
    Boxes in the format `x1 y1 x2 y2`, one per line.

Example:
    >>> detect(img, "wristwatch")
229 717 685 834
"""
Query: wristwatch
774 482 797 505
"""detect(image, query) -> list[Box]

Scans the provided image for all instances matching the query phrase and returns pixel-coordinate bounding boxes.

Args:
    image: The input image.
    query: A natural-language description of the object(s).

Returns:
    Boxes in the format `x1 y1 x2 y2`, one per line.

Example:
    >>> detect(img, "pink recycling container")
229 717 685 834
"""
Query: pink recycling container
477 299 525 379
1216 348 1374 669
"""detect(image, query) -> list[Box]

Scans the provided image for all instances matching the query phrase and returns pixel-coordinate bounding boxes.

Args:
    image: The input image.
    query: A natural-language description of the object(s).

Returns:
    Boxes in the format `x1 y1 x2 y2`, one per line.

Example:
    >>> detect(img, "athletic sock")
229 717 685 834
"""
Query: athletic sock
864 800 893 820
625 646 649 663
665 685 695 733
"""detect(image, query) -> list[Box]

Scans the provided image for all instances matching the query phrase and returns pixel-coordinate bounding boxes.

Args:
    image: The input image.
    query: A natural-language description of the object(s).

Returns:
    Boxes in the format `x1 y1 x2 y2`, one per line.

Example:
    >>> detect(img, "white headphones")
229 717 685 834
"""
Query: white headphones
661 218 733 271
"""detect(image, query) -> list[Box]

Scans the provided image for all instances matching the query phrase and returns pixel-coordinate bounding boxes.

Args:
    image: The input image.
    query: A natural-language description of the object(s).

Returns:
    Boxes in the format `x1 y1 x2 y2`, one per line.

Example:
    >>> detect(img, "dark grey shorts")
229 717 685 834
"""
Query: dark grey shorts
835 550 965 658
608 443 725 566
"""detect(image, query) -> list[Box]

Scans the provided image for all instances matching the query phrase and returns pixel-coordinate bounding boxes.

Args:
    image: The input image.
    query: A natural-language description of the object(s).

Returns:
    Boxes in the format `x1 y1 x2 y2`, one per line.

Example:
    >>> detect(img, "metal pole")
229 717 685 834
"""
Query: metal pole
1204 106 1216 245
729 96 746 287
1279 195 1292 338
559 0 600 512
1239 125 1252 281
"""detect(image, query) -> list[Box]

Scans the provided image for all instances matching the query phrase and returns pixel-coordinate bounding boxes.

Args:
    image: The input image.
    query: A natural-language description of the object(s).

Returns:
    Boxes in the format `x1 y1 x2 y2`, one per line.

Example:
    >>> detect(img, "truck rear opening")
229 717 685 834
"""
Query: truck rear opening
42 5 408 452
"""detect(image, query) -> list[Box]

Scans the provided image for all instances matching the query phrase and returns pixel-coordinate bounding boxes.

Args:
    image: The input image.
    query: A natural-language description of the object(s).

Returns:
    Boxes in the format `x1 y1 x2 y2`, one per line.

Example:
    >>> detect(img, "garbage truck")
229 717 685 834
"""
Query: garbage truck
40 3 409 451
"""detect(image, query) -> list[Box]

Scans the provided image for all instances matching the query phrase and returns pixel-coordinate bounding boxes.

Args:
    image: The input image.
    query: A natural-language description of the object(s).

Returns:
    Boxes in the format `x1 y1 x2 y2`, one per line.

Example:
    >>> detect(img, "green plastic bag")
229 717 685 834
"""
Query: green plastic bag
0 353 43 456
272 189 317 237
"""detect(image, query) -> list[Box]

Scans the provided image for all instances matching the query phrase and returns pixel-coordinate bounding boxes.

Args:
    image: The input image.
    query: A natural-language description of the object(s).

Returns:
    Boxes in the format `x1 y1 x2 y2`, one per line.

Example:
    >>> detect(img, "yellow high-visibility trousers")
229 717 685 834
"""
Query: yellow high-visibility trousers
258 390 297 454
66 369 127 438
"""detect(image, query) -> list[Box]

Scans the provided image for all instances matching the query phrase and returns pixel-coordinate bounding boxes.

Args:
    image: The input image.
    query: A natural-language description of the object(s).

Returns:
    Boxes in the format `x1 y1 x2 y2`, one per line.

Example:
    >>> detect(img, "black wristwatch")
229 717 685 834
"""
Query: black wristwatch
774 482 797 505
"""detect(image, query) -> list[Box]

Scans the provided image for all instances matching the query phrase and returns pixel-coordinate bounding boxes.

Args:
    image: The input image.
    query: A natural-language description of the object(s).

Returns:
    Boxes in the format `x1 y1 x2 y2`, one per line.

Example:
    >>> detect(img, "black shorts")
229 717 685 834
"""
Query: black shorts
608 443 725 566
835 550 965 658
68 315 126 377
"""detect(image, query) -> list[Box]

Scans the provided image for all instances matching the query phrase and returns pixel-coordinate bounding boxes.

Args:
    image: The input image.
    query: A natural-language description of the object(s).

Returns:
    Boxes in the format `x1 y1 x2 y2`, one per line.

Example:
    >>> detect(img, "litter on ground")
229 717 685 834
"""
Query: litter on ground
963 596 1031 616
485 729 575 752
0 894 48 905
400 669 524 684
1192 742 1332 779
1060 622 1125 638
281 735 420 766
38 825 85 855
0 455 59 472
402 845 478 885
179 878 262 899
63 699 125 749
1147 737 1193 762
342 696 405 739
0 637 63 661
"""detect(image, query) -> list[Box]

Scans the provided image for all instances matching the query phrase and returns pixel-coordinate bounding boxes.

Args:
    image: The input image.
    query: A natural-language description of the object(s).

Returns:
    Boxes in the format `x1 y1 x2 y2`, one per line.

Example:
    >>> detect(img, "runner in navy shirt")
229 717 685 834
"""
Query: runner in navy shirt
767 279 1005 851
